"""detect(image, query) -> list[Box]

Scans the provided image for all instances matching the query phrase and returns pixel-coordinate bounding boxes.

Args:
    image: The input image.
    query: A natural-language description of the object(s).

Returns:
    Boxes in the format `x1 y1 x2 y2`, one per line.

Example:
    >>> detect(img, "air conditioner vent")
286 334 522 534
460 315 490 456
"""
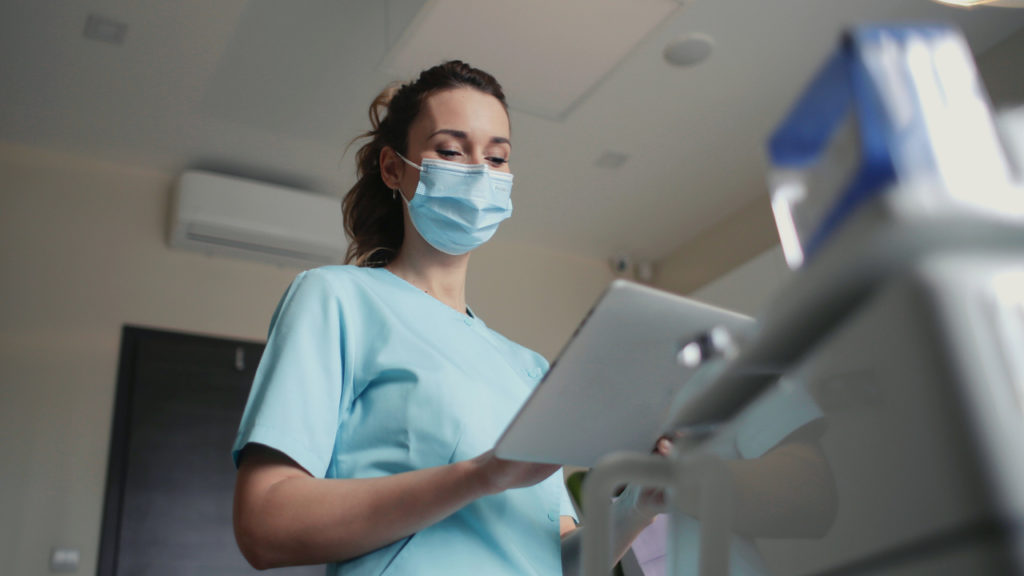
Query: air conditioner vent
169 171 345 268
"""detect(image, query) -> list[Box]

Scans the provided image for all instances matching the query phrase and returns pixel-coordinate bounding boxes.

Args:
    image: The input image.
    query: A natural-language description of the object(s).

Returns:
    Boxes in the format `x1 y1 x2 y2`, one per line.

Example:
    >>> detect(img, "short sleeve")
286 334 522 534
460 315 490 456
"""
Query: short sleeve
559 477 579 523
561 469 577 522
232 269 344 478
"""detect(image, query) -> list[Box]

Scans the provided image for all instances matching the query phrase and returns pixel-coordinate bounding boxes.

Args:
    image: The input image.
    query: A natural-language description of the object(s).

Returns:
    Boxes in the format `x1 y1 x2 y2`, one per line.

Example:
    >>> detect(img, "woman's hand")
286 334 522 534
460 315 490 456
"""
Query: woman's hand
637 437 673 517
470 449 561 495
561 439 675 576
615 437 673 524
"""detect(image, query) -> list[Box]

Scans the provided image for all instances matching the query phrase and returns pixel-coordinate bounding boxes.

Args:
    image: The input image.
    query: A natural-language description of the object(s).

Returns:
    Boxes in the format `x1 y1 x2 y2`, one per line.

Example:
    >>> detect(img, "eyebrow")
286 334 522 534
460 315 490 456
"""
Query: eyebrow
429 129 510 146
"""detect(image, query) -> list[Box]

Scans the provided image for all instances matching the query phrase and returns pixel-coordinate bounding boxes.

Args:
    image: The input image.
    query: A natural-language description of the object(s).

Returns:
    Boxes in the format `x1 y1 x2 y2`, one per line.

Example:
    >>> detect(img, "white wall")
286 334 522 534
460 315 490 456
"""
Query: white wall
469 241 613 358
652 195 780 298
0 141 611 576
688 245 792 317
978 26 1024 108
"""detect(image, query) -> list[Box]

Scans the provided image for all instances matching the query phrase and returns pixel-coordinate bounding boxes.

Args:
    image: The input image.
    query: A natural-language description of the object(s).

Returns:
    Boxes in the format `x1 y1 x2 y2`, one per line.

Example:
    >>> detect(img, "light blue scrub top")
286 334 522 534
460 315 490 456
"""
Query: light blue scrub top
233 266 576 576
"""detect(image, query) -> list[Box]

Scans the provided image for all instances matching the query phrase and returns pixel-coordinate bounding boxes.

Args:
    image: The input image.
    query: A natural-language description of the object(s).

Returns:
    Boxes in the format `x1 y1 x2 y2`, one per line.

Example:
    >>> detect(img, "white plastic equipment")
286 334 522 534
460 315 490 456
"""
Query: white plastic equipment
168 170 345 268
581 24 1024 576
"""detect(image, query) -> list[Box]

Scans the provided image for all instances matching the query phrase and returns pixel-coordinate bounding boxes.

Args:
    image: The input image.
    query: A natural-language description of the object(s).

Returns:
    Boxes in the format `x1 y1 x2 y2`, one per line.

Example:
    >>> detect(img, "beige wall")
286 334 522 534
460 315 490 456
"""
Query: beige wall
0 141 611 575
469 241 613 359
688 246 792 317
653 195 780 296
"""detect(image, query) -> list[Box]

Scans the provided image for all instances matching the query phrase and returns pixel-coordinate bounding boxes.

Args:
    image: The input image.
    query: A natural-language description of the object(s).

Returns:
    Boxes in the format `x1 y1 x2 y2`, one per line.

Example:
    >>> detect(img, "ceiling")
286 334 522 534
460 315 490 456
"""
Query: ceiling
1 0 1022 263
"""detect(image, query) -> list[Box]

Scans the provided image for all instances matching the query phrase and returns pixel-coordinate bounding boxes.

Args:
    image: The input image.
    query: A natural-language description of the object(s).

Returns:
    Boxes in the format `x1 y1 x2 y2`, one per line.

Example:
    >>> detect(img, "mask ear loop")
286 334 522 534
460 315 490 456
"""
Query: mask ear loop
391 151 420 202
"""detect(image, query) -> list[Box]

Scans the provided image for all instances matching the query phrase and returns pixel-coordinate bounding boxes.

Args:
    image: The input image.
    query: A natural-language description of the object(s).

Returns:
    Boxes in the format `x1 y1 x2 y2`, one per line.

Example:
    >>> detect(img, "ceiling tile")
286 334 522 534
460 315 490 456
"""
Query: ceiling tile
379 0 680 120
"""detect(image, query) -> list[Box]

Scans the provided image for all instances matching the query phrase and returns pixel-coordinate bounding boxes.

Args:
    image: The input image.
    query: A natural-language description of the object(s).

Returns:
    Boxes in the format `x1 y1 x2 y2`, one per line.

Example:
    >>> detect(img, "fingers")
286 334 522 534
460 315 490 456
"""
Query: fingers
655 437 672 457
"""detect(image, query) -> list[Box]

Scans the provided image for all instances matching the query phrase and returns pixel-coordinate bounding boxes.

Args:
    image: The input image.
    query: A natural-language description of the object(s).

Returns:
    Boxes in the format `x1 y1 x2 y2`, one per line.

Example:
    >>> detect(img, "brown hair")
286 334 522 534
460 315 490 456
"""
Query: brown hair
342 60 508 267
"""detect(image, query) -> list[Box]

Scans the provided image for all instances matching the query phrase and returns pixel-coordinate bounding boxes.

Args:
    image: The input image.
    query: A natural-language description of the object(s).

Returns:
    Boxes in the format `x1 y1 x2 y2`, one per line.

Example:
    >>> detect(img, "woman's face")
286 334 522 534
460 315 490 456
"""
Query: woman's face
385 86 511 201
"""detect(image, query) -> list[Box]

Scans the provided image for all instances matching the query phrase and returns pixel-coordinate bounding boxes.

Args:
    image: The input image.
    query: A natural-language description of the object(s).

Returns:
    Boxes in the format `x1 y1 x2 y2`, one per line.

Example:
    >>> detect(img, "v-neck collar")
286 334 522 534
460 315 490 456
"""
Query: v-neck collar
375 267 477 320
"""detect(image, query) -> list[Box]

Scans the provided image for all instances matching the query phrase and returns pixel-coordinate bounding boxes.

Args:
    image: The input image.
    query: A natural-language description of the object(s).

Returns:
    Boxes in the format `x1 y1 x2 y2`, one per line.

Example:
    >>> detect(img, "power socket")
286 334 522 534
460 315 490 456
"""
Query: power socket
50 548 79 573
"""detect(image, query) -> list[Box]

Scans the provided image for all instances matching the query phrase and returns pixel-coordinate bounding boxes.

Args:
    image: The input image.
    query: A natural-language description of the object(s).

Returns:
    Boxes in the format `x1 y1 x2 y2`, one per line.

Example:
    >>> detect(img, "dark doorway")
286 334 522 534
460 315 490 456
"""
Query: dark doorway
98 326 322 575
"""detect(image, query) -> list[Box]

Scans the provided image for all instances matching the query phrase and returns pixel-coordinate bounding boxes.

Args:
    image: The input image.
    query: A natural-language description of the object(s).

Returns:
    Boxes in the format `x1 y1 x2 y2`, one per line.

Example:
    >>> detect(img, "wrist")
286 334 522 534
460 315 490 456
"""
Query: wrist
460 454 499 497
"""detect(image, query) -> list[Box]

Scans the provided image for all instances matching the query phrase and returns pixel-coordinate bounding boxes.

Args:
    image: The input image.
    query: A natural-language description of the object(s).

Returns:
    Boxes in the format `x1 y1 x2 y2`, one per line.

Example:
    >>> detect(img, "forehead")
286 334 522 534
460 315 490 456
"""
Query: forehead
411 87 510 141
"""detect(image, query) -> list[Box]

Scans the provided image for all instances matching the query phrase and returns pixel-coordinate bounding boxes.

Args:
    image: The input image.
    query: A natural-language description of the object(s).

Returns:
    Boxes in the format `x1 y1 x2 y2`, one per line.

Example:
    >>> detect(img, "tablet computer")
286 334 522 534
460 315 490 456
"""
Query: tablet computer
494 279 754 468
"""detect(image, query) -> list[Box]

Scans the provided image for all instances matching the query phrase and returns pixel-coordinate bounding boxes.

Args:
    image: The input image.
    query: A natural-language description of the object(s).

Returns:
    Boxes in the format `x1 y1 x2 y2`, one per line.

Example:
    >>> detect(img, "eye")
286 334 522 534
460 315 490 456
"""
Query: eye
486 157 508 167
436 149 461 159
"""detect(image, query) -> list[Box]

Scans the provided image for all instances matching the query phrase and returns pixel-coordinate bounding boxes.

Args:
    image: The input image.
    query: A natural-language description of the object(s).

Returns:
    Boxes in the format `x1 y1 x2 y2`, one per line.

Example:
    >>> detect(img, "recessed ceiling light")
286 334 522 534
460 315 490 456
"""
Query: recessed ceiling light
663 34 714 68
595 151 630 169
83 13 127 46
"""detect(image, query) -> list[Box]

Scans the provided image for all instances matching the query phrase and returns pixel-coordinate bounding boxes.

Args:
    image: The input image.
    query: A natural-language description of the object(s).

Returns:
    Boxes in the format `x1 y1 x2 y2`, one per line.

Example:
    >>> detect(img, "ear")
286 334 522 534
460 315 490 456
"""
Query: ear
379 146 404 191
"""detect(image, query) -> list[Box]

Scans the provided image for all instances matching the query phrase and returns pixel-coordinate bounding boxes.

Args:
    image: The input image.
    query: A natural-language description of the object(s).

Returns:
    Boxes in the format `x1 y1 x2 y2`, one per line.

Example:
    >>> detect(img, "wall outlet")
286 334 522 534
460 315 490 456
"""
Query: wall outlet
50 548 79 573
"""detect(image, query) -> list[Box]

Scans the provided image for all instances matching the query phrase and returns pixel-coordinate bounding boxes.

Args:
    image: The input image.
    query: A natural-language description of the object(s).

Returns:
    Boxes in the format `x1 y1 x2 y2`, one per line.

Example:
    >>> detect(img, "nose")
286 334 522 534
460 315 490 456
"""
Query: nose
468 149 487 165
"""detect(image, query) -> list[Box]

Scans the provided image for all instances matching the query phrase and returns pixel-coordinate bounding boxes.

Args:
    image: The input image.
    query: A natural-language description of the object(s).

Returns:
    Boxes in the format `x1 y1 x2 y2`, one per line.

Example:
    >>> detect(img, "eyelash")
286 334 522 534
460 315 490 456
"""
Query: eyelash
437 149 508 167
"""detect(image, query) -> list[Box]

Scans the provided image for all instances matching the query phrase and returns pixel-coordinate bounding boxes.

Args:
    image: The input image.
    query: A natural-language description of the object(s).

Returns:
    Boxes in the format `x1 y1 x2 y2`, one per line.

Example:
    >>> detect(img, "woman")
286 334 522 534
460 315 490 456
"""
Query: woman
231 60 663 575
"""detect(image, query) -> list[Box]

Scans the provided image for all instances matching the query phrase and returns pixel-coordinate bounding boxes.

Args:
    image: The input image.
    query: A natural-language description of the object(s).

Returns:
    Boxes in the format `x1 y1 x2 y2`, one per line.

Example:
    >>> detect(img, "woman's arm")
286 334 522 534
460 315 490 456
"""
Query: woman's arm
233 444 560 569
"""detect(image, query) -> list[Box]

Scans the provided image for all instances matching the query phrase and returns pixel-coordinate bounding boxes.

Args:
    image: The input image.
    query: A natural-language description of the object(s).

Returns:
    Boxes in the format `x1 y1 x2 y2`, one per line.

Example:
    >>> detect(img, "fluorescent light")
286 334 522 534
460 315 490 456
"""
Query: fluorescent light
932 0 1024 7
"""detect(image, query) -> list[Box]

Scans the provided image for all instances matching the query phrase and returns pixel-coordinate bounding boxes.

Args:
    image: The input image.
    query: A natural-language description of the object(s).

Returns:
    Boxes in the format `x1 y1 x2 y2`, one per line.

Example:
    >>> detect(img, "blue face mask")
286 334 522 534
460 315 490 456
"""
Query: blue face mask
396 152 514 255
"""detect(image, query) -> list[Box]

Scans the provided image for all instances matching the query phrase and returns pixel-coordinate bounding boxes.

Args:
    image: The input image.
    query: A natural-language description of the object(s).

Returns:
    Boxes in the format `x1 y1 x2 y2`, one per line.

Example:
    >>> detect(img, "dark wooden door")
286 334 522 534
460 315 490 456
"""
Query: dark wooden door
99 326 322 575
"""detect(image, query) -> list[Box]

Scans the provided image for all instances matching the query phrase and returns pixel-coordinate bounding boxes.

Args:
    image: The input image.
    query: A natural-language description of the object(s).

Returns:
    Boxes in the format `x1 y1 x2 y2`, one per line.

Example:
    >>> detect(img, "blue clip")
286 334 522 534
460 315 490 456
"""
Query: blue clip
767 24 972 264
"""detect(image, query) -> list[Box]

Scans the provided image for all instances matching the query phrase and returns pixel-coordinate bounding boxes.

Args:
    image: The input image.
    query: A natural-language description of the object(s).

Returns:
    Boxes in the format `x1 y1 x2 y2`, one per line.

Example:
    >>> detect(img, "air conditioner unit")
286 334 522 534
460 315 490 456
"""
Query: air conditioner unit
169 170 346 268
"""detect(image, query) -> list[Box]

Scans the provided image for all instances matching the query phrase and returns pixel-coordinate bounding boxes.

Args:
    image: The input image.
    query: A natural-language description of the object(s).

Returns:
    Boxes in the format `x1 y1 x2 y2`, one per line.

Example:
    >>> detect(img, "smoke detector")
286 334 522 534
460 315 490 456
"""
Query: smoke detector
663 34 714 68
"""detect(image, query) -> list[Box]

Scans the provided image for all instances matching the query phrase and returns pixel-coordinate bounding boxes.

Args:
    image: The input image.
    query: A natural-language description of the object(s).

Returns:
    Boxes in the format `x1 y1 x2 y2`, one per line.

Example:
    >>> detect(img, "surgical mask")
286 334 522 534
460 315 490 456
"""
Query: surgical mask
396 152 514 255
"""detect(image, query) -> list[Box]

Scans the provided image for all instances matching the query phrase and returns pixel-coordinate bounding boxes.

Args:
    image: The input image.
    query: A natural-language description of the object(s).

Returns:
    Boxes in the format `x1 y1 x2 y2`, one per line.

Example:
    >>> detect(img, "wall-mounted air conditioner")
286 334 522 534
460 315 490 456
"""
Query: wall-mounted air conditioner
169 170 346 269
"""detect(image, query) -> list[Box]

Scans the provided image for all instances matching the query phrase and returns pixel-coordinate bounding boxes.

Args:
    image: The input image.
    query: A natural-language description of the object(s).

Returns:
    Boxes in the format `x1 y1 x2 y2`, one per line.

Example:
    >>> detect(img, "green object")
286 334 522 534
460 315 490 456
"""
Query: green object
566 470 626 576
